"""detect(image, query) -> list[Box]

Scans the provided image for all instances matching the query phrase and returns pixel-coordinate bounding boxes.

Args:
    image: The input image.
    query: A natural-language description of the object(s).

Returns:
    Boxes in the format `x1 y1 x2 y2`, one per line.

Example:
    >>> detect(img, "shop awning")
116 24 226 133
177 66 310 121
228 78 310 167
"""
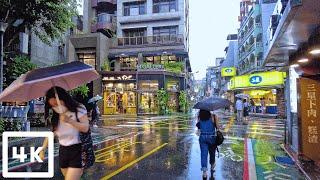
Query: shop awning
263 0 320 67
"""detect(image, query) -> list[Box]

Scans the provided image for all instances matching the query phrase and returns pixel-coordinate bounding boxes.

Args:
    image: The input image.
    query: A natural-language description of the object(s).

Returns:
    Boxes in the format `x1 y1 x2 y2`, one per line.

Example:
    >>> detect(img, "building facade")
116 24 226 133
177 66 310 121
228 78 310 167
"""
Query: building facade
68 0 191 115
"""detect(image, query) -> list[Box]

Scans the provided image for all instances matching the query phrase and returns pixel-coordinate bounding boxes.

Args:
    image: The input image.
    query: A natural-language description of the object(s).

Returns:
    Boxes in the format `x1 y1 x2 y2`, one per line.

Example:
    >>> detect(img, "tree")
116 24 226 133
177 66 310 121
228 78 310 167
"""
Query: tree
0 0 79 48
5 55 37 87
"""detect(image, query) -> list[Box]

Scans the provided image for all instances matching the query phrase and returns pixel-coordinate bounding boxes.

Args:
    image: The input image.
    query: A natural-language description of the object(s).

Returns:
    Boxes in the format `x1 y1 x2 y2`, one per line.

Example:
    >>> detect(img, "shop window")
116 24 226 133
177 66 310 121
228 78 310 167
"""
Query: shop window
144 56 154 64
167 80 179 91
138 92 158 114
139 80 159 91
119 57 137 71
77 52 96 68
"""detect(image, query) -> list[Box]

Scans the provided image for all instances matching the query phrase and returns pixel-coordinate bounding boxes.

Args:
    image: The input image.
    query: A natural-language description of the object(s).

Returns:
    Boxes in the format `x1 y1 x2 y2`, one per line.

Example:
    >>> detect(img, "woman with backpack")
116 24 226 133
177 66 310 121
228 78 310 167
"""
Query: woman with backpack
40 86 94 180
196 110 220 179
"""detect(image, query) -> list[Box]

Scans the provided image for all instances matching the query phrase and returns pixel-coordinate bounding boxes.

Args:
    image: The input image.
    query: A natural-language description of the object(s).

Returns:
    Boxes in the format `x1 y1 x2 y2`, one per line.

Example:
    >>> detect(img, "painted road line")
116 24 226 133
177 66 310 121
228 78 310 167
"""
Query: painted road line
247 139 257 180
101 143 168 180
224 117 235 133
246 132 283 138
243 138 257 180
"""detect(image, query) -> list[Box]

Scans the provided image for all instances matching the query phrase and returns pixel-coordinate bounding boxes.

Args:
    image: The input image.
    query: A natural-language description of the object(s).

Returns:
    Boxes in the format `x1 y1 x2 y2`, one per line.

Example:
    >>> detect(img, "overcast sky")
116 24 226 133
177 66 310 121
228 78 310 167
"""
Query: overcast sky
189 0 239 80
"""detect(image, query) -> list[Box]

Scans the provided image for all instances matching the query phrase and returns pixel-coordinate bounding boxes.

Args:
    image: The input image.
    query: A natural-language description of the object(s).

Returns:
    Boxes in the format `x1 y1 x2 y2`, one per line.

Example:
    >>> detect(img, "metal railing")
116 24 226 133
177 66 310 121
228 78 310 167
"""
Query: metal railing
116 34 184 47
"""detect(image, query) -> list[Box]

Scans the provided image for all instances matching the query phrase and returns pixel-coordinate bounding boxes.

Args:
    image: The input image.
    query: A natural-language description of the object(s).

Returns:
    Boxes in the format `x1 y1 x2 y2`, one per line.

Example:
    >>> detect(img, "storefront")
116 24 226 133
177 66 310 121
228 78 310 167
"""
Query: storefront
228 71 286 115
102 73 137 115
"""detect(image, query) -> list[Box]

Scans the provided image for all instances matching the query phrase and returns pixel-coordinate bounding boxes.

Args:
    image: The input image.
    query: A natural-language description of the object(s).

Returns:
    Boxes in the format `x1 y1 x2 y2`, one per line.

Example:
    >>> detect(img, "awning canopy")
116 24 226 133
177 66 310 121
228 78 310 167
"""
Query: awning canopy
263 0 320 67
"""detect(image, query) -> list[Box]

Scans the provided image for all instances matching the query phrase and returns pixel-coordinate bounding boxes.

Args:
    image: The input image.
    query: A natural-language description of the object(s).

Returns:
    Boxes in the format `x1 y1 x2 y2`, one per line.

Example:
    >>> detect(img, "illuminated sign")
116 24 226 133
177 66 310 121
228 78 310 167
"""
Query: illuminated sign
221 67 236 77
102 75 135 81
228 71 286 90
137 64 164 71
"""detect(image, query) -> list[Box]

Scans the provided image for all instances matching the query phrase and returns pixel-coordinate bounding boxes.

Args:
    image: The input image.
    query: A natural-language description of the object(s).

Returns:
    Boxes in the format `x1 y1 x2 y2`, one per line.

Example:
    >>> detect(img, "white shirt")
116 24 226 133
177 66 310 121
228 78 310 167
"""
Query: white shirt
55 106 87 146
236 100 243 111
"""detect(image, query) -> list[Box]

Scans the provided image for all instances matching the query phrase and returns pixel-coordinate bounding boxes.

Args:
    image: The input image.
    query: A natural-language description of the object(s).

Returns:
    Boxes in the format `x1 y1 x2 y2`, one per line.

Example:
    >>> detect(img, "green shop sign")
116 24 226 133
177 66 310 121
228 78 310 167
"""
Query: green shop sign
137 64 164 71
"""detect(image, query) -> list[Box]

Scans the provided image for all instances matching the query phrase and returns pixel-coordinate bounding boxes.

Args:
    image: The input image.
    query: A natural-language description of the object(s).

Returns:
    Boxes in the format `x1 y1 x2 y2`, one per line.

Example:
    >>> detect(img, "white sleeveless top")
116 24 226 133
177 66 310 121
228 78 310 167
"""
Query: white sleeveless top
55 106 87 146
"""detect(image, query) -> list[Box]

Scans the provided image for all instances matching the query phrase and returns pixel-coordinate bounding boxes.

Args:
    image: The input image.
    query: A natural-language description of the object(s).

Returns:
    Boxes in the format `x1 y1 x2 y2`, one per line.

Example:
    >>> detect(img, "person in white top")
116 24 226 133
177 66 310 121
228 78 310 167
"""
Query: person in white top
40 86 89 180
235 98 244 122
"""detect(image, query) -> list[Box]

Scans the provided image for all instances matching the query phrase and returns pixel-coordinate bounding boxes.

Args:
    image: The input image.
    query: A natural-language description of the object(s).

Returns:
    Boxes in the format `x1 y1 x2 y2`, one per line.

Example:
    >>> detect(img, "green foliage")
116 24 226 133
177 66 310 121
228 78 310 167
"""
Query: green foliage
179 91 189 113
101 58 110 71
0 118 22 136
156 88 169 115
164 62 184 74
5 55 37 87
70 85 89 98
0 0 79 47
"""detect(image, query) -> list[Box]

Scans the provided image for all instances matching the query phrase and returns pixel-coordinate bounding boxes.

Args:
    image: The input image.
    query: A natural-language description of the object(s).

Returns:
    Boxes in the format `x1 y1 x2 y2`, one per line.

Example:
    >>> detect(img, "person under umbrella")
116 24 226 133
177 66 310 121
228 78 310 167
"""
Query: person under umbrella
40 86 89 180
196 110 220 179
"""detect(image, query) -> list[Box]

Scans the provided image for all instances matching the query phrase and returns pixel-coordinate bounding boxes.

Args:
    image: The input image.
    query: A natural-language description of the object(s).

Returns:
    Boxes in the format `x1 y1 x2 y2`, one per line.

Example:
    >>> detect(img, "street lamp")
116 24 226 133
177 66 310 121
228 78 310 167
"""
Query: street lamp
0 21 8 94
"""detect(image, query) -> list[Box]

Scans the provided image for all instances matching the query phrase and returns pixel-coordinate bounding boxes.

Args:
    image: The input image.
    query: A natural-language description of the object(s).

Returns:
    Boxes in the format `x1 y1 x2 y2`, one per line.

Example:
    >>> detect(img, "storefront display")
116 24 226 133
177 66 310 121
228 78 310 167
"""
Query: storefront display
138 92 158 114
103 82 136 114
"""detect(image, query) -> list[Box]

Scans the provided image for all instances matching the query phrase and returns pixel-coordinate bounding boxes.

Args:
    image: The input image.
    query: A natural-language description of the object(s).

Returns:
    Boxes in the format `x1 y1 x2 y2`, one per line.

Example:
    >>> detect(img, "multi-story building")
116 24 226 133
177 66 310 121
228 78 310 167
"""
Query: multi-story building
205 57 223 98
237 0 277 75
68 0 191 115
220 34 238 99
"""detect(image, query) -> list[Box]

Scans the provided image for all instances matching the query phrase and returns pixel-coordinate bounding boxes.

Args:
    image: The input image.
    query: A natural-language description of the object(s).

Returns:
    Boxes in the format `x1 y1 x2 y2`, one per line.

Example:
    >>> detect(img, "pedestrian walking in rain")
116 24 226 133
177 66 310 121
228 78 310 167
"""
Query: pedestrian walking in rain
40 87 91 180
260 98 266 114
90 102 100 128
236 98 243 122
196 110 220 179
250 99 255 113
243 99 249 124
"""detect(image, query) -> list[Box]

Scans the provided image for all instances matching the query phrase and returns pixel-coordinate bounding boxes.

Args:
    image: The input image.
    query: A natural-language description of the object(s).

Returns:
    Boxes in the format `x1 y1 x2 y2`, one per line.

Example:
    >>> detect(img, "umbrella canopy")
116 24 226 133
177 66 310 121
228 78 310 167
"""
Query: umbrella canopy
235 93 250 99
88 95 103 103
193 97 232 111
0 61 99 102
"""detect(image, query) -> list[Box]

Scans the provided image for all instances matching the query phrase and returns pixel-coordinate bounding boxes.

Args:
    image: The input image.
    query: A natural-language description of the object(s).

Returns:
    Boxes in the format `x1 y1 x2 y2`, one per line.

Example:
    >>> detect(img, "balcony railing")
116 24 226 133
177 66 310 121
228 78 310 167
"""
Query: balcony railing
91 14 116 32
92 0 116 7
115 35 184 47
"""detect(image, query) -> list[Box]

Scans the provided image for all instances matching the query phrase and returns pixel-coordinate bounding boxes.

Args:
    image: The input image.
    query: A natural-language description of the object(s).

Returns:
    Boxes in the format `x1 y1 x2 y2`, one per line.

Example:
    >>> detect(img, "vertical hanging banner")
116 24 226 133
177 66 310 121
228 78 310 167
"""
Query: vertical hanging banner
299 77 320 162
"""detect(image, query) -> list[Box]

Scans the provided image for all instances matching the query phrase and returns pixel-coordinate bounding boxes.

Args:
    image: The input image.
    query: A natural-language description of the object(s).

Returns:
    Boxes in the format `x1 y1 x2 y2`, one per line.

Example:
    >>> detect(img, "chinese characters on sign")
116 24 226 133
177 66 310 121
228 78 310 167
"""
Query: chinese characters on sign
299 78 320 162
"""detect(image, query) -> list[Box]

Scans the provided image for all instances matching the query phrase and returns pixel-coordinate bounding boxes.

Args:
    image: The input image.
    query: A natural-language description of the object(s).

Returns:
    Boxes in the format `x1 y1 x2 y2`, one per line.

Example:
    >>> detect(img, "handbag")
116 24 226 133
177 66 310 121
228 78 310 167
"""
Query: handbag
212 114 224 146
76 109 95 169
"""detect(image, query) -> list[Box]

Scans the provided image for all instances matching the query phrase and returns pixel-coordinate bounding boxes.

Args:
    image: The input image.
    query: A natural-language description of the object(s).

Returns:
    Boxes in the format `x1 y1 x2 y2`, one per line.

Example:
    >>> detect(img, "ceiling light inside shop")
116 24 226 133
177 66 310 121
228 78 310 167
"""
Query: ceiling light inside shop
290 64 299 68
309 49 320 55
297 58 309 63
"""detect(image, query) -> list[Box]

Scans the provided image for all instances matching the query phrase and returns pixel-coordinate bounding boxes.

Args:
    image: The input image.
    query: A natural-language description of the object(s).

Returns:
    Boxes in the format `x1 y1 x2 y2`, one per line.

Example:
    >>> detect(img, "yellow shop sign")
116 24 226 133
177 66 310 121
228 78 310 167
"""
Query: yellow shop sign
228 71 286 90
221 67 236 77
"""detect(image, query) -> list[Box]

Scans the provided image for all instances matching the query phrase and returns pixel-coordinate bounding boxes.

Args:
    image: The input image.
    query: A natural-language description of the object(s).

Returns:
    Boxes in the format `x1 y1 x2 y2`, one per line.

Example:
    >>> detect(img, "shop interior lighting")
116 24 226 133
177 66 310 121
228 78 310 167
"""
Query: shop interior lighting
297 58 309 63
290 64 299 68
309 48 320 55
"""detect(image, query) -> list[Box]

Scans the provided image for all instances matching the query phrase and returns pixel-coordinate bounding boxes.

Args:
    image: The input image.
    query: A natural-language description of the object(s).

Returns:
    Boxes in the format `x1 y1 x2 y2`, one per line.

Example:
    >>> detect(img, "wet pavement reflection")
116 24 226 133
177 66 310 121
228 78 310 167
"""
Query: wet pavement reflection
2 113 306 180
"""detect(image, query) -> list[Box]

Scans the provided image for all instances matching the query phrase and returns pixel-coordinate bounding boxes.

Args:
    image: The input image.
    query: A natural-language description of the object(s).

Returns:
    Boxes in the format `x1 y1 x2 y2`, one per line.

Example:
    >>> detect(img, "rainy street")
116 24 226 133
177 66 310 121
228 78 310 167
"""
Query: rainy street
6 112 305 180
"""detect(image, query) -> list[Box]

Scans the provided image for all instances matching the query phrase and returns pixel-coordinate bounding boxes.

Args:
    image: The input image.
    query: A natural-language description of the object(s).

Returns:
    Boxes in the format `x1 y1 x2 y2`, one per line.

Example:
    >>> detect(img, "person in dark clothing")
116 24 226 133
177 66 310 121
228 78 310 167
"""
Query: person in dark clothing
90 102 99 128
196 110 220 179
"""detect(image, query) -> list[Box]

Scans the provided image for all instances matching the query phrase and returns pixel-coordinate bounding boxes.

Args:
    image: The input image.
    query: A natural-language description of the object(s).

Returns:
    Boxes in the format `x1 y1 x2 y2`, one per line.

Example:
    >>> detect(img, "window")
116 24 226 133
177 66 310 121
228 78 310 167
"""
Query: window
97 13 112 23
123 28 146 37
119 57 138 71
153 0 177 13
153 26 178 36
123 2 146 16
77 53 96 68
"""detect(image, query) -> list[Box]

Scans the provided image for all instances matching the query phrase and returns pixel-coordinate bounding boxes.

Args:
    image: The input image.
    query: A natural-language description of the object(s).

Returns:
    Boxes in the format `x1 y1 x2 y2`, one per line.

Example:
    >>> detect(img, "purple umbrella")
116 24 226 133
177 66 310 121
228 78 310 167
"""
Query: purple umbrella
0 61 100 102
193 97 232 111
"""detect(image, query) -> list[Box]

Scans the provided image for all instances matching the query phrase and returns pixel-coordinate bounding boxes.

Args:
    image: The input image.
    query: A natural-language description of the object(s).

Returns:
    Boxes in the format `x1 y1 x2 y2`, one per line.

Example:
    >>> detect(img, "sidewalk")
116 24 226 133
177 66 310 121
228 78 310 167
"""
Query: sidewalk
282 145 320 180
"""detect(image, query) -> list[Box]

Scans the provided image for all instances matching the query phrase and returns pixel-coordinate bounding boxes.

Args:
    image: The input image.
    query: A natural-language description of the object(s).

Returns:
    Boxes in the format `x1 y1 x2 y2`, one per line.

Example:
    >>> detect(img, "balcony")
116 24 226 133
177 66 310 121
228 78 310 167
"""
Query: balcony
114 35 184 47
91 14 116 34
92 0 116 7
118 12 181 25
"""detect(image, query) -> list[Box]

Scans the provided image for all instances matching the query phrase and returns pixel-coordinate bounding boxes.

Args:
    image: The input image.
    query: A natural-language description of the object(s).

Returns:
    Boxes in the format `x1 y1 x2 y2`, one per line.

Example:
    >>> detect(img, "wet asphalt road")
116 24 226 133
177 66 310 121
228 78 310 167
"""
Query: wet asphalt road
1 112 306 180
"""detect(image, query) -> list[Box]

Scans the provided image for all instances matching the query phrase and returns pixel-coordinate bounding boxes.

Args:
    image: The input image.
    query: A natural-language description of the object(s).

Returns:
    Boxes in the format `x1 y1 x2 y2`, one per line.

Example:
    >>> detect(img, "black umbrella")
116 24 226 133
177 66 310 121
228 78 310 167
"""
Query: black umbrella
193 97 232 111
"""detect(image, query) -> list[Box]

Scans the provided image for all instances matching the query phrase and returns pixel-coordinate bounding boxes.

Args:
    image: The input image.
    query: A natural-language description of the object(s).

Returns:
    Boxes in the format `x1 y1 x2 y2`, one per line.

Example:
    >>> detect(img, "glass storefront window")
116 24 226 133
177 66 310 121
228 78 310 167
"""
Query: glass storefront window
139 80 159 91
77 52 96 68
138 92 158 114
168 93 178 112
167 80 179 91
